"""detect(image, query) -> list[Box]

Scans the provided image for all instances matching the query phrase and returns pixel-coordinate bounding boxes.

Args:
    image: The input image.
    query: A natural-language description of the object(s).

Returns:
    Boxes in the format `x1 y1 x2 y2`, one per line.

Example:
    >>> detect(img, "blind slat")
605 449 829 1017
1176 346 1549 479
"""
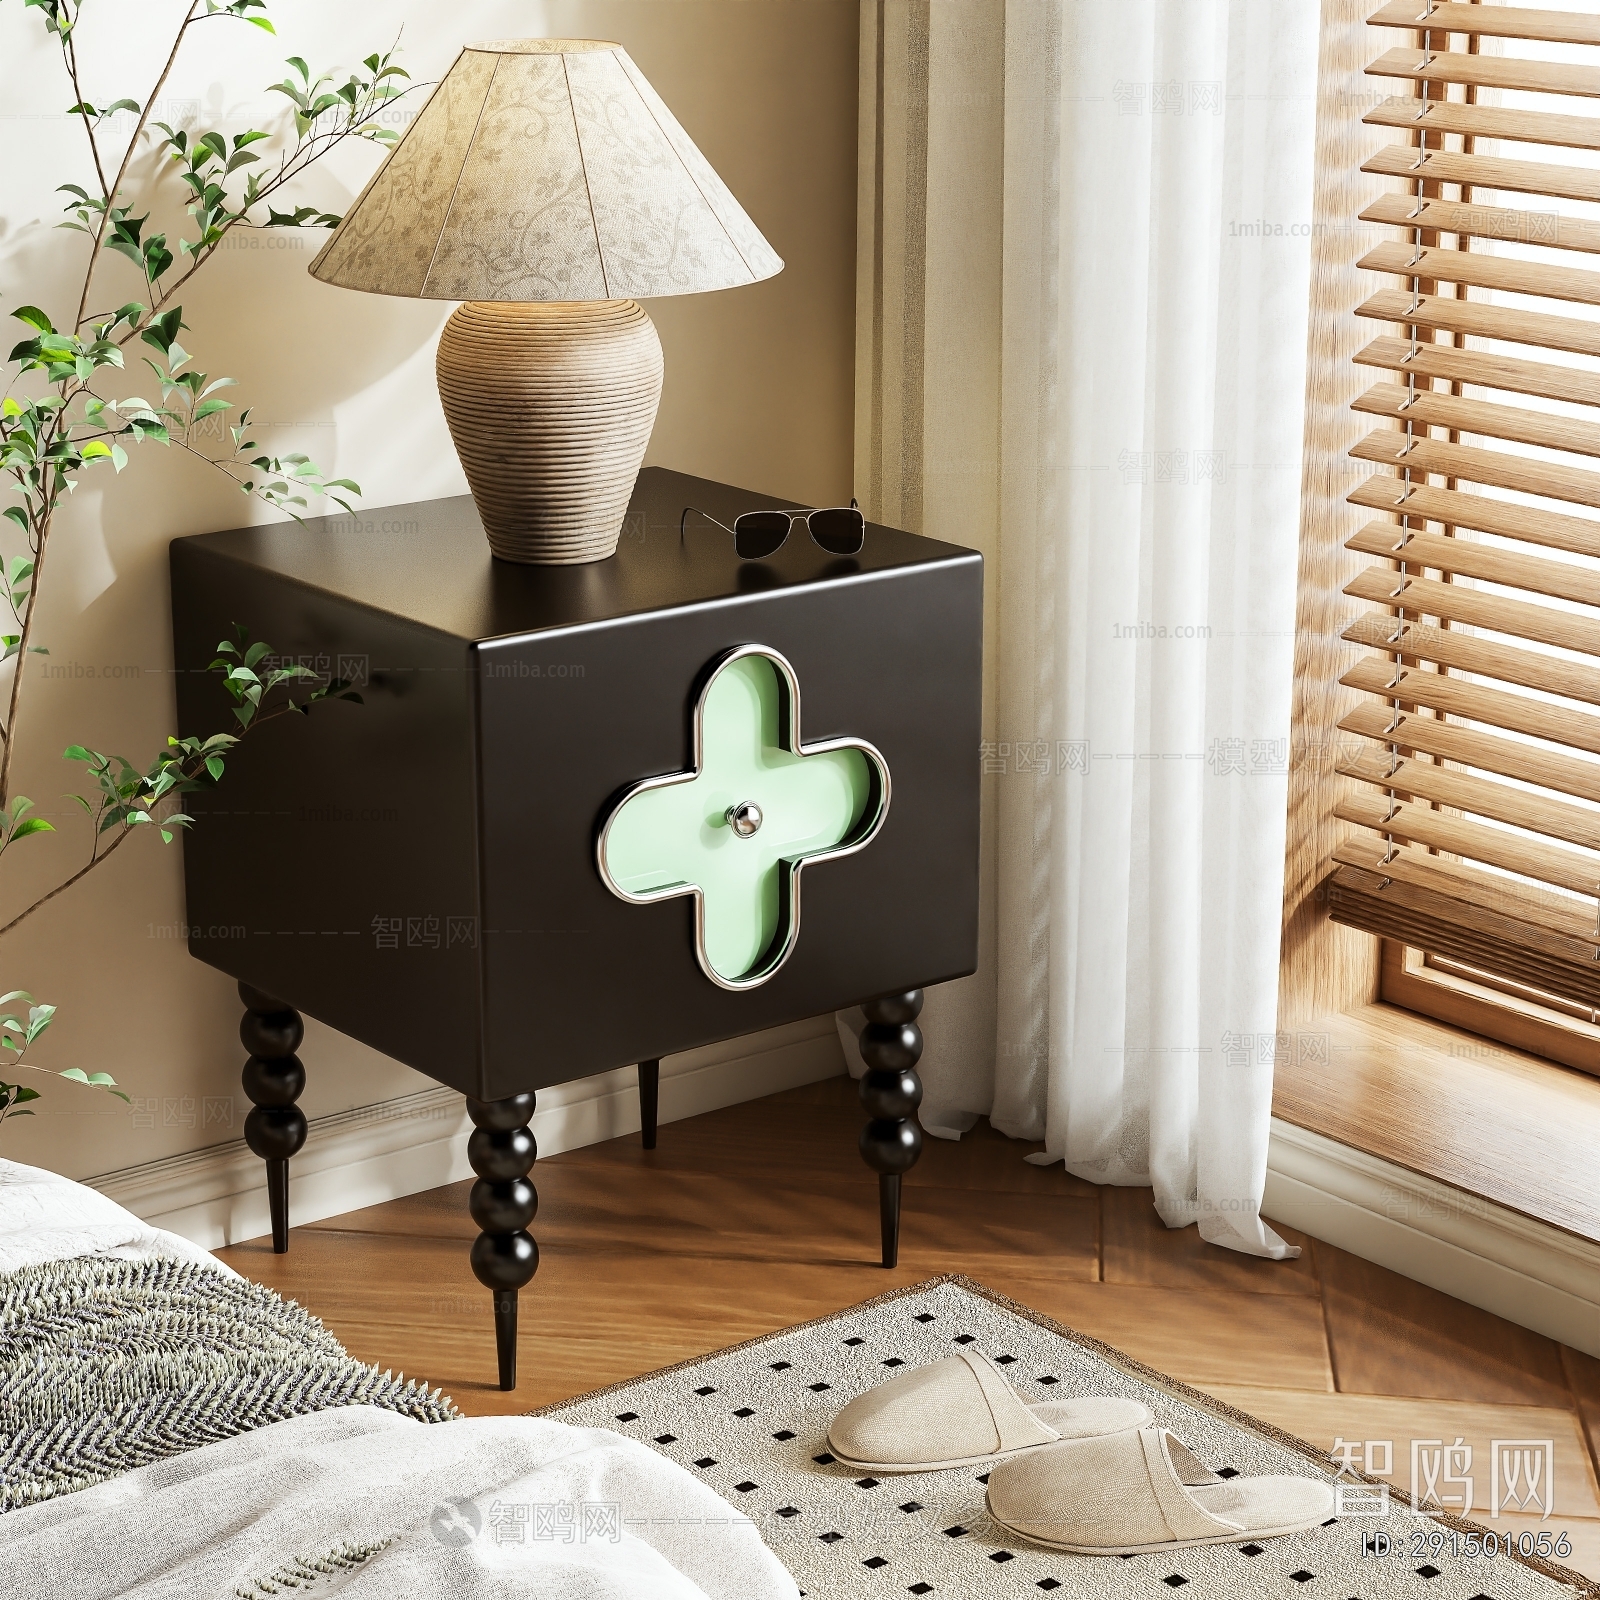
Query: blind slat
1343 612 1600 707
1366 44 1600 100
1326 861 1600 1007
1347 476 1600 560
1342 656 1600 757
1365 93 1600 149
1350 429 1600 511
1358 244 1600 311
1357 288 1600 358
1335 792 1600 898
1354 382 1600 459
1332 838 1600 944
1347 517 1600 603
1337 748 1600 852
1363 143 1600 204
1344 566 1600 657
1366 2 1600 48
1362 192 1600 255
1355 334 1600 408
1339 698 1600 806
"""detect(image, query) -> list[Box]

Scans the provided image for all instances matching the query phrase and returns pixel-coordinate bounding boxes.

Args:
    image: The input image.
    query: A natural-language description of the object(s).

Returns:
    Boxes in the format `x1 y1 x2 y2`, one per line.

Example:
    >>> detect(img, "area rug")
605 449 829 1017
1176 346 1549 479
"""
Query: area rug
539 1275 1598 1599
0 1253 458 1511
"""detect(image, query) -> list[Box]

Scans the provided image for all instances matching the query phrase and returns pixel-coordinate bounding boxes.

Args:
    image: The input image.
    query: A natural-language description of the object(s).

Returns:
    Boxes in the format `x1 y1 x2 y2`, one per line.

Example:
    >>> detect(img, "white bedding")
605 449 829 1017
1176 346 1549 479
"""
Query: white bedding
0 1406 798 1599
0 1160 800 1600
0 1157 230 1276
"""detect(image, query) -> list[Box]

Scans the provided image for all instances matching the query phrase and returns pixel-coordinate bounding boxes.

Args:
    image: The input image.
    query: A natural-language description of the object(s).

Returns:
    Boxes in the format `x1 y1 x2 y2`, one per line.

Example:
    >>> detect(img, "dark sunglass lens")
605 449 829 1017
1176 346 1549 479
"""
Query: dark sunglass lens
809 507 865 555
734 512 790 560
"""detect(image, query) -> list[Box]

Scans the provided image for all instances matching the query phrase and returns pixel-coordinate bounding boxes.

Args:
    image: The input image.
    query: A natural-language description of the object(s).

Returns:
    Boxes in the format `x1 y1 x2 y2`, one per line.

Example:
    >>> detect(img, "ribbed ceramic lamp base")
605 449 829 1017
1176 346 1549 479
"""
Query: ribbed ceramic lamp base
436 300 665 565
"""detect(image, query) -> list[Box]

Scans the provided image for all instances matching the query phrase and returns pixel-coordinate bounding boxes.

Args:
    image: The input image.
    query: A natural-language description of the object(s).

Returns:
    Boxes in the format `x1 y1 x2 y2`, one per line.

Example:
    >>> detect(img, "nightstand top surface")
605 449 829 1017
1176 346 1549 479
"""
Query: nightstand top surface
173 467 978 645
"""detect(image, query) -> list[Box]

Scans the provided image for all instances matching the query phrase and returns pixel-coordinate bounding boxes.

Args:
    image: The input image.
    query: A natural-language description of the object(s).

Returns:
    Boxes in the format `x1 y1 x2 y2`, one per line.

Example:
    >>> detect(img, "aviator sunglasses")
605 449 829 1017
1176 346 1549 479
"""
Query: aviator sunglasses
680 498 865 560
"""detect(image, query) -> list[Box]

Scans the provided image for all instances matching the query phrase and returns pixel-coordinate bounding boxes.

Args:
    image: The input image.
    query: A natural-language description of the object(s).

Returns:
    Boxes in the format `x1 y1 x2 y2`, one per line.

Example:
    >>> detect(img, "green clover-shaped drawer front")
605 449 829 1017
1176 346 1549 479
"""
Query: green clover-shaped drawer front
598 646 889 989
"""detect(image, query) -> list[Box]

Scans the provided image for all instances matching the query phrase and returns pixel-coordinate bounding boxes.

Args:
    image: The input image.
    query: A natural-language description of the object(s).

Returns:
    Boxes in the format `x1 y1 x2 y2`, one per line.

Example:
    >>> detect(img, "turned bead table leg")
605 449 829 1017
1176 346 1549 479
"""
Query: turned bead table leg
638 1059 660 1150
466 1092 539 1391
857 989 925 1269
238 982 307 1254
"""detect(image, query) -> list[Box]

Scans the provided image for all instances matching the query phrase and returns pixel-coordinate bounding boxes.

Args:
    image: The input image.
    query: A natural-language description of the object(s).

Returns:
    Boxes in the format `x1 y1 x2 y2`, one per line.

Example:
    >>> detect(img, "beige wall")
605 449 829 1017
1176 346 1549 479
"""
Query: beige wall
0 0 857 1179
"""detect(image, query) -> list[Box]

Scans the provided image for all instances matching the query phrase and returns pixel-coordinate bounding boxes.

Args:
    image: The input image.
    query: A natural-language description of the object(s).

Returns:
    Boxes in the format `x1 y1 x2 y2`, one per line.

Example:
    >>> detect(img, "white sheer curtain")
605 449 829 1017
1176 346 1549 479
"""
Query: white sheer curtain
845 0 1317 1257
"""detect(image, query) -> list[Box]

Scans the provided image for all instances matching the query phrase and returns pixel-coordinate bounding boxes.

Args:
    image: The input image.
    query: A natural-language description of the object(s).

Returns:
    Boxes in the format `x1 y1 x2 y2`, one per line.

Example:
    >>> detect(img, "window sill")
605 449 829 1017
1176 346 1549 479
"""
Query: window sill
1273 1001 1600 1246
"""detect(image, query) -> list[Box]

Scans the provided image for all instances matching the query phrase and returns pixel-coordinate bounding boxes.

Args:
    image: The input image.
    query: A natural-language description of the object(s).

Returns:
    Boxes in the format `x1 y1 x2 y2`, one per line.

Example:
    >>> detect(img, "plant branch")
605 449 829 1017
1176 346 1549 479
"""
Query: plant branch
0 823 130 940
0 508 48 808
73 0 203 331
63 27 110 201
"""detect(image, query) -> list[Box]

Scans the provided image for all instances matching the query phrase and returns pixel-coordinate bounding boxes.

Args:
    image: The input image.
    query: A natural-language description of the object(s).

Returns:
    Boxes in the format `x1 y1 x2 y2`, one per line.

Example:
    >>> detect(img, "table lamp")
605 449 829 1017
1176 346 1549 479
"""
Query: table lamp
309 39 783 565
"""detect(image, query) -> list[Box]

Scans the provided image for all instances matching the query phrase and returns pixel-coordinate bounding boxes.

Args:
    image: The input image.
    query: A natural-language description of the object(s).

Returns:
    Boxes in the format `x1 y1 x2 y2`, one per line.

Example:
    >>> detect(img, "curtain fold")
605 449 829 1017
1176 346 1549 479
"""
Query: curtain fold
851 0 1318 1258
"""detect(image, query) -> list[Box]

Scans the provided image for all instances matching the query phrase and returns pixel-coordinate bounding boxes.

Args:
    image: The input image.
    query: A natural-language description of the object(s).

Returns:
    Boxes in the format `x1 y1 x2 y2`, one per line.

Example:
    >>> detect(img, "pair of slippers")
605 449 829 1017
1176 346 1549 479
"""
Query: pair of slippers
825 1349 1336 1556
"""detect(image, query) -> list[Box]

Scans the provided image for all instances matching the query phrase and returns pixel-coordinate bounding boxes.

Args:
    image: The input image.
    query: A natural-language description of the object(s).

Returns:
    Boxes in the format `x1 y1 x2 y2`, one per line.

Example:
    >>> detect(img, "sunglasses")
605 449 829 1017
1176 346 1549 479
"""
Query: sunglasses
680 499 865 560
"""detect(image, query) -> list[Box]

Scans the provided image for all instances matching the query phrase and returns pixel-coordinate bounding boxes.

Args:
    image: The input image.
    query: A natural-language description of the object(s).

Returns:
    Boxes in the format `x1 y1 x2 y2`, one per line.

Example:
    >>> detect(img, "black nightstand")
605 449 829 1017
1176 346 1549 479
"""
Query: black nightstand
171 466 982 1387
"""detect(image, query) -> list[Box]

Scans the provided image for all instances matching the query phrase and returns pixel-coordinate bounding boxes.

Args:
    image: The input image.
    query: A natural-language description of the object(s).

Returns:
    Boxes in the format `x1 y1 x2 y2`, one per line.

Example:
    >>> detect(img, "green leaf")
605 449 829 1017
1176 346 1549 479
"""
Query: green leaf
8 818 54 840
11 306 54 334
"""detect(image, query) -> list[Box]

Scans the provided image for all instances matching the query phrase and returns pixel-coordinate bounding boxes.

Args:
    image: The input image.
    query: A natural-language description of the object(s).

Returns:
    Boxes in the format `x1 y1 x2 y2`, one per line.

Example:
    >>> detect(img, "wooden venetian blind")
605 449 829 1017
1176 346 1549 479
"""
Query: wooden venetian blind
1325 1 1600 1012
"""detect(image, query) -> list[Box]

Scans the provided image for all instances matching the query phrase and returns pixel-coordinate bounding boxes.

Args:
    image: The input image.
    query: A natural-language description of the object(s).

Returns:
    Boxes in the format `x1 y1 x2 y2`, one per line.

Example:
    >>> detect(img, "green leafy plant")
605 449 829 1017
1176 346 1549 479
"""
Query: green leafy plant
0 0 410 1126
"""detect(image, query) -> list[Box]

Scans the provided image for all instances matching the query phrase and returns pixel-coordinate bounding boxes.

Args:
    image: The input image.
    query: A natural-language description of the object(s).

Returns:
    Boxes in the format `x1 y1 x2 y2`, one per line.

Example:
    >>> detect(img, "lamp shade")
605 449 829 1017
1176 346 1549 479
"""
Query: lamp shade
309 38 783 302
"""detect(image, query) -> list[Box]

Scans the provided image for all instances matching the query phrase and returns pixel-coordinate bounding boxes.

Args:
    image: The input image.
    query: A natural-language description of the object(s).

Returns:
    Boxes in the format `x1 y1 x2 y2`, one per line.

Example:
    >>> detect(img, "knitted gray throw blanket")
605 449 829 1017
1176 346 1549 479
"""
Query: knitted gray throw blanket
0 1254 458 1512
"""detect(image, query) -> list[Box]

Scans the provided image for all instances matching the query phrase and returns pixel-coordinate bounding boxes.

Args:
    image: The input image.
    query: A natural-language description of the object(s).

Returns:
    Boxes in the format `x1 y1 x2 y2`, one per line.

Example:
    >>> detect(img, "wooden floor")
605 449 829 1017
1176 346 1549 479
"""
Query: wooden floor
218 1075 1600 1580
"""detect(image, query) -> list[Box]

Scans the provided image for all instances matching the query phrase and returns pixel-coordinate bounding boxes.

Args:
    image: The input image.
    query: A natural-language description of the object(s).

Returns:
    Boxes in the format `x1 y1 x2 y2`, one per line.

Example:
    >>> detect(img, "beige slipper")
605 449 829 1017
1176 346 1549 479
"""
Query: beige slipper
987 1426 1337 1554
825 1348 1152 1473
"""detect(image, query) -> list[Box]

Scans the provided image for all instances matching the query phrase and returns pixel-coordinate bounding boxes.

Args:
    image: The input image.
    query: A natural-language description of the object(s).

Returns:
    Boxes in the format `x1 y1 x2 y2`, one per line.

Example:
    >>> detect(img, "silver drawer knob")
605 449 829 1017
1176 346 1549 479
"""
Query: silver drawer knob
726 801 763 838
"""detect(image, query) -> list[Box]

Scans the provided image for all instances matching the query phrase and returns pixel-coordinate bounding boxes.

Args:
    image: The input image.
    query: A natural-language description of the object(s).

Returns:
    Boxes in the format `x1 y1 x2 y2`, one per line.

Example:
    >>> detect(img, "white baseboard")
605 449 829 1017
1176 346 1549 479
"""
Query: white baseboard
89 1017 847 1250
1264 1117 1600 1359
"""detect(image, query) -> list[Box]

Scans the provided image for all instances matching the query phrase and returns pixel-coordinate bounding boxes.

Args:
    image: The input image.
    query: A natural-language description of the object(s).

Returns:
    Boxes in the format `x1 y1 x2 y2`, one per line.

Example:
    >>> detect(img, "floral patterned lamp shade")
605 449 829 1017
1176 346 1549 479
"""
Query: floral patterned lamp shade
308 40 784 564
